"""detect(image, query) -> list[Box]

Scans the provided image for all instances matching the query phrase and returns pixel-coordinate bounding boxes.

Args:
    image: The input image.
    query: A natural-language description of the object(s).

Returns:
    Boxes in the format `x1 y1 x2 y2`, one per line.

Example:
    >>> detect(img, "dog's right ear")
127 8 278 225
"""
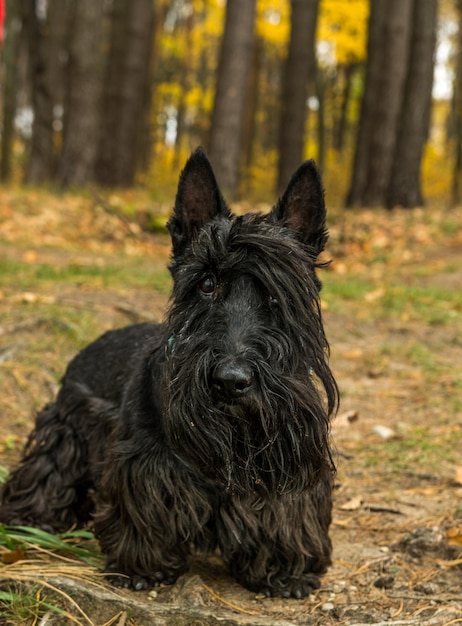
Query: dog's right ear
168 147 230 255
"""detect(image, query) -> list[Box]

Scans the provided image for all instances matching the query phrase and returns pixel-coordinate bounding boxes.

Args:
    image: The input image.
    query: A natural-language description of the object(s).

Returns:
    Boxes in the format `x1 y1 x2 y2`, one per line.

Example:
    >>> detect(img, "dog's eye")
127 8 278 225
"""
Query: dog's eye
199 274 217 296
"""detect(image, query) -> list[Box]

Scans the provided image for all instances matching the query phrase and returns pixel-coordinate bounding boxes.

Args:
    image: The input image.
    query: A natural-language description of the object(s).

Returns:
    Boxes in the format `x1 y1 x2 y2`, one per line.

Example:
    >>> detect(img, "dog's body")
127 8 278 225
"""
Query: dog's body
0 149 338 598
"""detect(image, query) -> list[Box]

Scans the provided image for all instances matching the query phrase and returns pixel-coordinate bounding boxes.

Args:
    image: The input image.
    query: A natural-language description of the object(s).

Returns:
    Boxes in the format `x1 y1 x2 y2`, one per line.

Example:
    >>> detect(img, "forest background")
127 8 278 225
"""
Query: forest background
1 0 461 209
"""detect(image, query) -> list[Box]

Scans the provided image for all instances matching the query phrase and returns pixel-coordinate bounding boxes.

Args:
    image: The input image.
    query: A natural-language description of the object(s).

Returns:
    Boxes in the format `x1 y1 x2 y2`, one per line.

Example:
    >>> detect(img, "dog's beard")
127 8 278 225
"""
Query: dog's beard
162 350 333 496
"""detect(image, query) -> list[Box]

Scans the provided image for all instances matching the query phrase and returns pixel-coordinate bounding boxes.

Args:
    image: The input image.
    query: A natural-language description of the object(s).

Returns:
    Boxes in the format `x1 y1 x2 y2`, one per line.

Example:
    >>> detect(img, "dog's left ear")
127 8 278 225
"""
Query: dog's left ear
168 147 230 255
270 160 328 255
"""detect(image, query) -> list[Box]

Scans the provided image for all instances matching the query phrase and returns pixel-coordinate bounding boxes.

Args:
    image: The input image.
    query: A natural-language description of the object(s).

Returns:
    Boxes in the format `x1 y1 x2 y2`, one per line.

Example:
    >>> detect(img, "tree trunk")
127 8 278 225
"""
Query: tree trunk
346 0 385 206
452 1 462 205
96 0 154 187
58 0 104 186
276 0 319 195
208 0 257 199
386 0 437 208
0 0 22 181
315 61 325 173
47 0 69 131
174 5 195 169
21 0 54 183
362 0 413 206
241 38 261 196
139 0 168 172
333 63 356 154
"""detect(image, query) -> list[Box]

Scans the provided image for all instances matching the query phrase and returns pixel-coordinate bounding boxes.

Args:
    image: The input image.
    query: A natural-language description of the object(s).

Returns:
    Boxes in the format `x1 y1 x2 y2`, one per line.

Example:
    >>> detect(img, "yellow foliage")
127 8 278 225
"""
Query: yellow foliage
422 142 452 207
318 0 369 66
193 0 225 39
256 0 290 48
245 149 279 203
185 85 214 115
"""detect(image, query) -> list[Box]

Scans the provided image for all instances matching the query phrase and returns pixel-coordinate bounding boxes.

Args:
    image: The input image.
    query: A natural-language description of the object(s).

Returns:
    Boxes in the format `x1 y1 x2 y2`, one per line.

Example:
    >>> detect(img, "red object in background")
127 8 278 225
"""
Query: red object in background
0 0 4 45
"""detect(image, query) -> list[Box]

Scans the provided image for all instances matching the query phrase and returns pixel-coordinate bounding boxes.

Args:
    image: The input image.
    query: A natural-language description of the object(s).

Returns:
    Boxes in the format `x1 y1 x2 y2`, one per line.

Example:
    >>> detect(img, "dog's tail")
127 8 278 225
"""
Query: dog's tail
0 384 117 533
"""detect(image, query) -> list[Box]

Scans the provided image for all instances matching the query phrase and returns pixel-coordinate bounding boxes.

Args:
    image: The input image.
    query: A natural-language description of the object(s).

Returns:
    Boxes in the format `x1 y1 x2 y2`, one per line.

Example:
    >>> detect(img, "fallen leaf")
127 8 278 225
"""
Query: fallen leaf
454 466 462 486
22 250 38 263
343 348 364 360
365 287 385 302
2 547 27 564
446 527 462 546
373 425 397 440
340 496 363 511
332 410 359 432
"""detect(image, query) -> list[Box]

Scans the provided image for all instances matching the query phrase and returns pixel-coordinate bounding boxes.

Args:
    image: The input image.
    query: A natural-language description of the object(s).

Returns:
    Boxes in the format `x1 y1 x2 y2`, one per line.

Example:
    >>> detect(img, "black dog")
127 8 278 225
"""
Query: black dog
0 148 338 598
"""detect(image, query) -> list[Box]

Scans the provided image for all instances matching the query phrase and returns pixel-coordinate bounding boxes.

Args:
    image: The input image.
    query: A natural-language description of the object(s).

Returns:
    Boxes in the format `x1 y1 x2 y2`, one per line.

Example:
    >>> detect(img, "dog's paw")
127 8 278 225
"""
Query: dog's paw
104 561 183 591
261 573 321 599
107 572 165 590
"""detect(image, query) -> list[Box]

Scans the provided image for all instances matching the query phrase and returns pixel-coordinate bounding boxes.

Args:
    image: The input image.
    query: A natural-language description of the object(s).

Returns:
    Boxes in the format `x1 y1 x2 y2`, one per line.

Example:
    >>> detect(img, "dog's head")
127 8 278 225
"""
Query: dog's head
163 148 338 495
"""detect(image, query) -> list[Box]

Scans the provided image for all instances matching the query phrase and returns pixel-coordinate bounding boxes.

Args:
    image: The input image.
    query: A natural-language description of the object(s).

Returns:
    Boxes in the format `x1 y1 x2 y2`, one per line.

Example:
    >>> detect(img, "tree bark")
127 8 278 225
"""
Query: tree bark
276 0 319 195
208 0 257 199
362 0 413 206
315 60 326 174
21 0 54 183
174 5 195 169
96 0 154 187
346 0 385 206
333 63 356 154
452 0 462 205
386 0 437 208
241 38 261 195
0 0 22 181
58 0 104 186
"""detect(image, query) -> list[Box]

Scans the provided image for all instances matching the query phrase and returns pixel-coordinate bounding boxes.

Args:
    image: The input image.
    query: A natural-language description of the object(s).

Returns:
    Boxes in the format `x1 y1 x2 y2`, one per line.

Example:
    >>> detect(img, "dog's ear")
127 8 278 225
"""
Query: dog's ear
270 160 328 255
168 147 230 254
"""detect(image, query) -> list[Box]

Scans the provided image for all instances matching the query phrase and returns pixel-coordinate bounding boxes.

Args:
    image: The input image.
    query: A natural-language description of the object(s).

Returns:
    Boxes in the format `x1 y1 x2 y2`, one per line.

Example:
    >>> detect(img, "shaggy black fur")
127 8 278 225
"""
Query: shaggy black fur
0 148 338 599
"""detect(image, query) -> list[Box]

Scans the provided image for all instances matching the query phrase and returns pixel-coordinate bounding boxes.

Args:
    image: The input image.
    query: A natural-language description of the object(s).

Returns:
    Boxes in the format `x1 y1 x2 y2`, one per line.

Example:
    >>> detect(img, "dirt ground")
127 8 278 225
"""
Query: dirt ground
0 192 461 625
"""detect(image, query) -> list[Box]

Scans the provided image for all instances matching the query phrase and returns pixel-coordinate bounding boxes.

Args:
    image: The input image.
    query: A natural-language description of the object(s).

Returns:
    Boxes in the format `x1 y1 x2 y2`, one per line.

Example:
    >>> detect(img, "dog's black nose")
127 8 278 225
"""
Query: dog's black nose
213 361 254 398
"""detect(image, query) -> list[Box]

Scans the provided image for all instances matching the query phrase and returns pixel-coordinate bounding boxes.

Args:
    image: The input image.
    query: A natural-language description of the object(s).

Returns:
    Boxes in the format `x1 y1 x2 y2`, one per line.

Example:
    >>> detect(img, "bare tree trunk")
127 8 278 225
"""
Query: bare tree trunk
452 1 462 205
1 0 22 181
333 63 356 154
346 0 385 206
96 0 128 185
21 0 54 183
140 1 169 169
387 0 437 208
362 0 413 206
276 0 319 195
58 0 104 186
315 60 325 173
47 0 69 132
174 4 194 169
208 0 256 199
241 38 261 195
96 0 154 187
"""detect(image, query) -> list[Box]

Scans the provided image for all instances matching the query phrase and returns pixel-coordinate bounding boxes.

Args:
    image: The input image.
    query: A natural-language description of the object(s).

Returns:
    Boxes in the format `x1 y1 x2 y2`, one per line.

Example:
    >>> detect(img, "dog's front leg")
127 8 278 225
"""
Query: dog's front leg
94 443 213 590
95 500 189 590
218 481 333 599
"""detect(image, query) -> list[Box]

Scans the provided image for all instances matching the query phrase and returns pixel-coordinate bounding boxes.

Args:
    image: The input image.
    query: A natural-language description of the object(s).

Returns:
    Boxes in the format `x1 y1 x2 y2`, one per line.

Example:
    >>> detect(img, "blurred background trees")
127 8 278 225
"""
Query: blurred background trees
0 0 459 208
347 0 437 209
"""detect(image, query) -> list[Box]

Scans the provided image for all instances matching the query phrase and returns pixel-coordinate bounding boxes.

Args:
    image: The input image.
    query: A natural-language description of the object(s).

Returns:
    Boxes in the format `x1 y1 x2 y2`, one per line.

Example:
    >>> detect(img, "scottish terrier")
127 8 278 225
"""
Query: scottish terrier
0 148 338 598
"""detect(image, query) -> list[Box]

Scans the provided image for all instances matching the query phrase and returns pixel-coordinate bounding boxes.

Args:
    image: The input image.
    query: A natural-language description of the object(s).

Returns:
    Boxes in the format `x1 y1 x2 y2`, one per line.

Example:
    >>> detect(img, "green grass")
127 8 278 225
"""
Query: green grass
0 257 172 293
0 587 67 624
0 525 102 566
364 425 461 474
323 274 376 303
381 285 460 324
0 519 102 624
324 271 460 325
